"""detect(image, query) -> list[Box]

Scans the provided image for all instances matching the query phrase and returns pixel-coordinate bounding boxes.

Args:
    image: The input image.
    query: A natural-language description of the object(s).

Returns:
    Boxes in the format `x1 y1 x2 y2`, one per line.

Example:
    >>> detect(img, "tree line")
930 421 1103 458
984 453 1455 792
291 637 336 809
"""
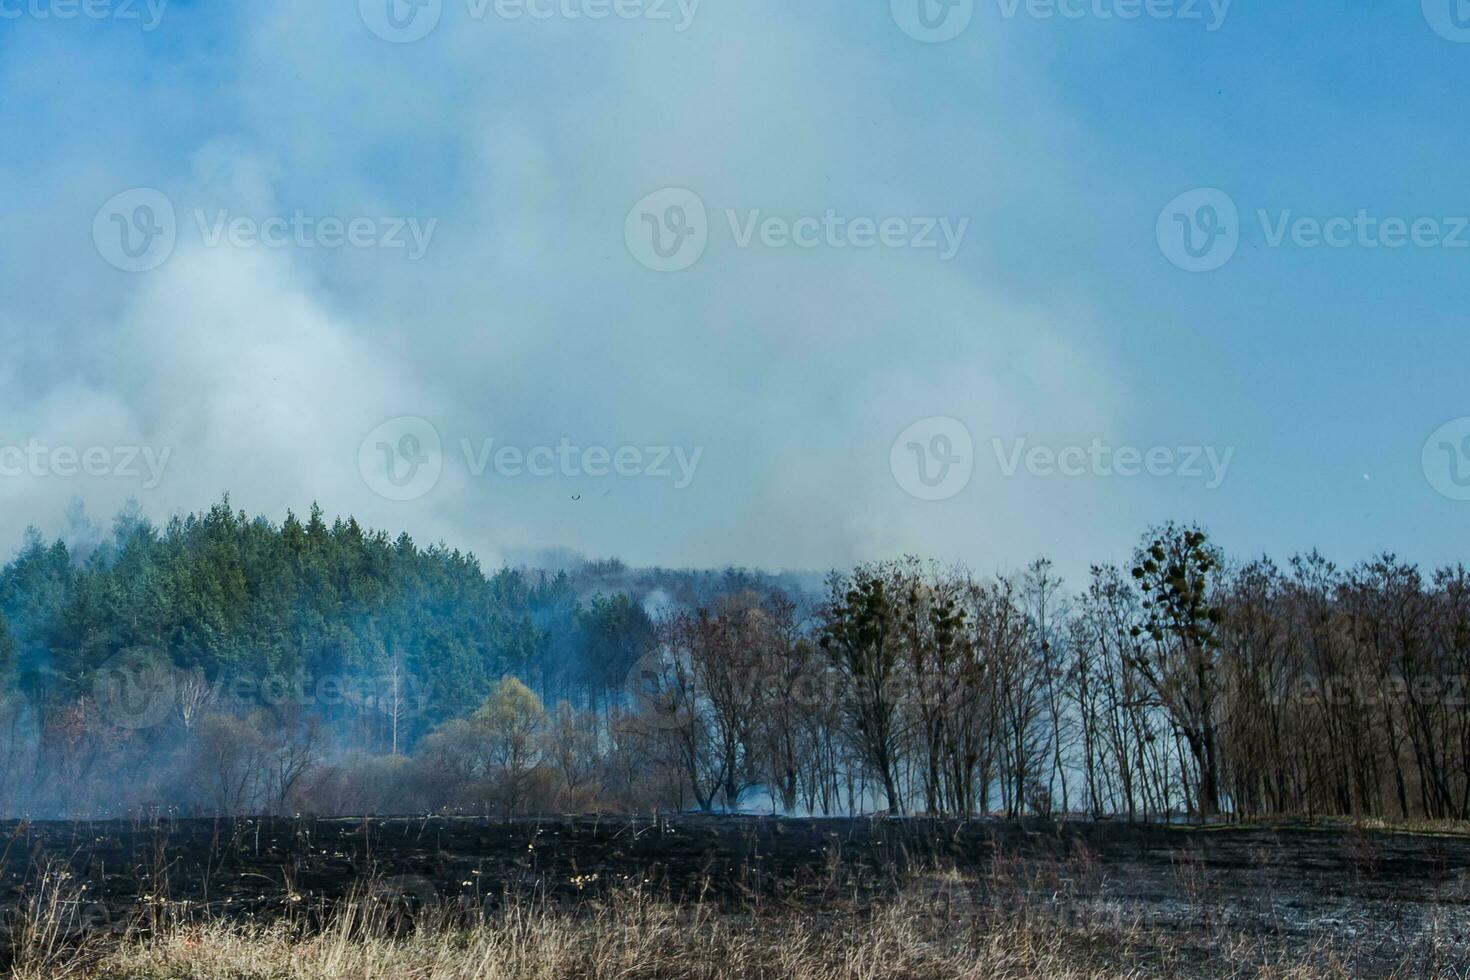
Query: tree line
2 500 1469 823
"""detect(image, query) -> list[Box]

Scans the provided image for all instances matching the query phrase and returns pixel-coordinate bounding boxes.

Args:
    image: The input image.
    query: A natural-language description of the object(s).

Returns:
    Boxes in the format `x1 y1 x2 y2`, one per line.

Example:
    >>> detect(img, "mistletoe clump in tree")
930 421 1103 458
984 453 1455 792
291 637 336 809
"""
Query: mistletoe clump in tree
1130 524 1226 818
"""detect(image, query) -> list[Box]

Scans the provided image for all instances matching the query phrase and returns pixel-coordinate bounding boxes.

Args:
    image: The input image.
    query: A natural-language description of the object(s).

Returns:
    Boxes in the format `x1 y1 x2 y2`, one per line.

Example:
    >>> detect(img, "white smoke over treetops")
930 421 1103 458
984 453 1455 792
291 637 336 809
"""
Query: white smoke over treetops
0 0 1182 580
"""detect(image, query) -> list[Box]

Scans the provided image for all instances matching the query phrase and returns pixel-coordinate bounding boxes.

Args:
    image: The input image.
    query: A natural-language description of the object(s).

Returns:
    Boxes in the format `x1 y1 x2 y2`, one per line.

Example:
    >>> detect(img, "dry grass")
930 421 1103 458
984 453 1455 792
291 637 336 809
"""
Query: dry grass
1346 816 1470 837
10 898 1148 980
4 866 1464 980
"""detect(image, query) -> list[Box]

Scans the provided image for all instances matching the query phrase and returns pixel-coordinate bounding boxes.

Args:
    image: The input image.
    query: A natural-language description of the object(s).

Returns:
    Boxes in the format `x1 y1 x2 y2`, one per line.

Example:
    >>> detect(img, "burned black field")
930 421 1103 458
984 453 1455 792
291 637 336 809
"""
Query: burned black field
2 815 1469 975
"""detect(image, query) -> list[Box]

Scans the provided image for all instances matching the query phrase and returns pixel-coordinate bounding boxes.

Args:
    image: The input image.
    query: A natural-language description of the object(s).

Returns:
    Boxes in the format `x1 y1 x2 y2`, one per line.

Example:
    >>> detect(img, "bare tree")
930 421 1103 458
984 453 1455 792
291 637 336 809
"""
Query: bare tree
192 712 270 815
819 564 908 813
264 711 321 814
545 700 602 808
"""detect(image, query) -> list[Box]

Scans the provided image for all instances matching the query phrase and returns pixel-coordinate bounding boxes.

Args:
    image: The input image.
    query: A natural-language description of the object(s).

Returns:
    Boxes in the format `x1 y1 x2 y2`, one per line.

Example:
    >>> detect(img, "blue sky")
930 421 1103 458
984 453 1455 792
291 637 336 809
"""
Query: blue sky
0 0 1467 581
